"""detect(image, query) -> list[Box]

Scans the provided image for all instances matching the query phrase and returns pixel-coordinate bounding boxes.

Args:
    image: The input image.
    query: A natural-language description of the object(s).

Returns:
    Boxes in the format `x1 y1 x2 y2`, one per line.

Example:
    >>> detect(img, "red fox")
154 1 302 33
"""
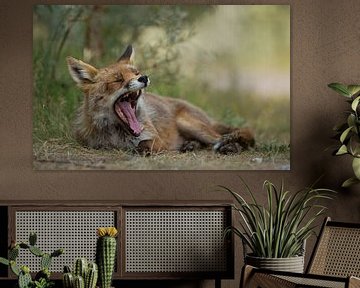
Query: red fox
66 45 254 154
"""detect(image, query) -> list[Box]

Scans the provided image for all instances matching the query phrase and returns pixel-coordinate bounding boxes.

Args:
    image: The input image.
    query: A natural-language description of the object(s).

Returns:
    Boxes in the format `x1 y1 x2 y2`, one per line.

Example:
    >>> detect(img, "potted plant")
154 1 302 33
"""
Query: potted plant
221 179 334 273
328 83 360 187
0 232 64 288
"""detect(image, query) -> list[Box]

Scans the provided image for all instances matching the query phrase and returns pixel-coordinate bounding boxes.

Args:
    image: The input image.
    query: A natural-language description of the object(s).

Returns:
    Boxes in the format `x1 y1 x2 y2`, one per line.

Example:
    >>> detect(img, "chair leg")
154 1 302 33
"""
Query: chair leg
215 278 221 288
240 265 255 288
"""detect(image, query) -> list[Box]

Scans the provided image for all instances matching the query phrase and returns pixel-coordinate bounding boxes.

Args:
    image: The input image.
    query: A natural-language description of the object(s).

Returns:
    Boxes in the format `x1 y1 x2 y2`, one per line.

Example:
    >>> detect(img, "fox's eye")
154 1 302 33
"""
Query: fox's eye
114 77 123 83
130 68 140 76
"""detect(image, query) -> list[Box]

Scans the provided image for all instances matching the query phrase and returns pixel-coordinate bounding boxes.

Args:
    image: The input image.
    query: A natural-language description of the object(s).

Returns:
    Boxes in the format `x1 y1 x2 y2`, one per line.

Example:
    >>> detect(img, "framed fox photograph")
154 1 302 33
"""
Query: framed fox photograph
33 5 290 170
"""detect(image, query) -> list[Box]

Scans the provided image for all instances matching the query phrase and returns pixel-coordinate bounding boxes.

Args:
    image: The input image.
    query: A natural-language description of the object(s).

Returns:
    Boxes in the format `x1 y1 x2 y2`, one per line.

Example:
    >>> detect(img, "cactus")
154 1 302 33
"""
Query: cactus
19 243 30 249
29 245 44 257
18 267 32 288
10 260 20 276
63 272 74 288
29 232 37 246
96 227 118 288
74 275 85 288
21 265 30 274
9 246 19 260
74 258 88 279
85 263 98 288
35 268 50 281
63 260 98 288
0 257 9 266
0 232 64 288
62 265 74 288
33 278 53 288
41 253 52 270
64 265 72 273
51 248 64 257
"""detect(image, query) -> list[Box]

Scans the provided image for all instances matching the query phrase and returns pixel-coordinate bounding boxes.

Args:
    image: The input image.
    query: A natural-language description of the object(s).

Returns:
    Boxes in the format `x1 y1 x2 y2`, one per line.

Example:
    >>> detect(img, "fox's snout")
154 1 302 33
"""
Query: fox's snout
126 75 150 93
138 75 149 87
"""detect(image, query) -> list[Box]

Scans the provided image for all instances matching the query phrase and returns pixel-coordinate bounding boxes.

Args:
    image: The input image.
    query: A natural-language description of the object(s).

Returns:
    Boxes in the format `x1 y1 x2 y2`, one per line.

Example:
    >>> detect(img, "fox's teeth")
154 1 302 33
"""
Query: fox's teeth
120 90 141 103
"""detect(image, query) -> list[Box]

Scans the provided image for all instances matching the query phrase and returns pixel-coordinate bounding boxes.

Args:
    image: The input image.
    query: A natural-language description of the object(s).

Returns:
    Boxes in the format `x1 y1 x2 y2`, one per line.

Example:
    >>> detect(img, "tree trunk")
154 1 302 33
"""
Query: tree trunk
84 5 104 63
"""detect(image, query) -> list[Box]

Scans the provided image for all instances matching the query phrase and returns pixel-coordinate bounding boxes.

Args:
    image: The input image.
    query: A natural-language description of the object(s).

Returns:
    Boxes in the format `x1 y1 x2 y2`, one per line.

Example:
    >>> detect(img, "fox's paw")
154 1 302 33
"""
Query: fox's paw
180 141 202 153
134 142 152 156
213 134 244 154
213 141 243 154
214 129 255 154
134 147 151 156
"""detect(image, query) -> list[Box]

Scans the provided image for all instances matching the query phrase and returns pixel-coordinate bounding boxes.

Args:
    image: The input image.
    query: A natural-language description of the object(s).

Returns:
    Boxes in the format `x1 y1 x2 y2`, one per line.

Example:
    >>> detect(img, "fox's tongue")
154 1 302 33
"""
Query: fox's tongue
115 101 142 136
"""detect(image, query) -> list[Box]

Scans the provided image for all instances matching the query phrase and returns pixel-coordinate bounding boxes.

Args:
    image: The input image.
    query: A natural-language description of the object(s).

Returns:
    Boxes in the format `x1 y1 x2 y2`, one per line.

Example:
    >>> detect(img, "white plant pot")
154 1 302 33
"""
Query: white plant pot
245 254 305 273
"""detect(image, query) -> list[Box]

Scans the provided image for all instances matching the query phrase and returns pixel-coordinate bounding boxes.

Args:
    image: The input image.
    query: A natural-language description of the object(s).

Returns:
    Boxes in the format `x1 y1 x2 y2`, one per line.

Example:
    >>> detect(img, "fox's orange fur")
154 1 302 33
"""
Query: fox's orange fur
67 45 254 154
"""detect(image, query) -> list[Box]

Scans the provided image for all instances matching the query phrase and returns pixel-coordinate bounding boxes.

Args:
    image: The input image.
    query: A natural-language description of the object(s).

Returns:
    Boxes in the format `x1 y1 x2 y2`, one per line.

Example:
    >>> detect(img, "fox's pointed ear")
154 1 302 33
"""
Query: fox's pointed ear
118 45 135 64
66 56 98 85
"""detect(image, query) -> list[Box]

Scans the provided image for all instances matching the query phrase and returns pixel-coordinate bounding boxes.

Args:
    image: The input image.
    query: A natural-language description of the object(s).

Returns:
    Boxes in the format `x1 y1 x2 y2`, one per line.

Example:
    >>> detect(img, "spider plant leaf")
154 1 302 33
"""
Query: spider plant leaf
219 185 245 205
239 176 259 206
241 205 261 237
282 193 310 244
249 203 265 224
226 226 254 252
281 234 296 257
0 257 9 266
267 186 273 257
275 190 293 257
232 212 253 237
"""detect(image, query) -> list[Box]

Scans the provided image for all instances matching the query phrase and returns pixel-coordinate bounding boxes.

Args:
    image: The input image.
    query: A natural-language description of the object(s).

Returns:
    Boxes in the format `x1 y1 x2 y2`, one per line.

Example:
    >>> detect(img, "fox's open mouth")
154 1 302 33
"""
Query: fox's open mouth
114 90 142 136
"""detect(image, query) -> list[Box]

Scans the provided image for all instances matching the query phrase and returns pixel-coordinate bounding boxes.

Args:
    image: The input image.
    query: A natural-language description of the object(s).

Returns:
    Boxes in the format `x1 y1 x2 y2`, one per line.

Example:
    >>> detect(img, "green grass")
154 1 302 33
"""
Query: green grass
33 139 289 170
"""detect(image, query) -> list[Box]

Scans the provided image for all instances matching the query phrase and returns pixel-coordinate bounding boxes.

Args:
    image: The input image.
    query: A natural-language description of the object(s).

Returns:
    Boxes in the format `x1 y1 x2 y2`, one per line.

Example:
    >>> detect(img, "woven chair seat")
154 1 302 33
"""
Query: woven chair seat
277 274 347 288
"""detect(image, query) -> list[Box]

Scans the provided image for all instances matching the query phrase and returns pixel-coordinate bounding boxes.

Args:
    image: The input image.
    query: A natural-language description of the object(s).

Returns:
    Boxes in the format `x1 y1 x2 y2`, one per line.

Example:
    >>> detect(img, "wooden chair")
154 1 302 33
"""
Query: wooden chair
241 217 360 288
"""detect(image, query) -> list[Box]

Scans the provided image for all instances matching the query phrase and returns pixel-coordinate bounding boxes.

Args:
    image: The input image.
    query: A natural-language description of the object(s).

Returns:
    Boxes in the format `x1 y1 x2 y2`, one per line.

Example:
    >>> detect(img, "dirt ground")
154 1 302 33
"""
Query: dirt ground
33 141 290 170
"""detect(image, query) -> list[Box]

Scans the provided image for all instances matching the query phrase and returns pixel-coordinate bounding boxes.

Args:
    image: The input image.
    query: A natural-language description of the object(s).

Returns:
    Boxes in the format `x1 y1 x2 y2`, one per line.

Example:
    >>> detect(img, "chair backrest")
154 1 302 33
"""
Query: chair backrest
307 217 360 277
